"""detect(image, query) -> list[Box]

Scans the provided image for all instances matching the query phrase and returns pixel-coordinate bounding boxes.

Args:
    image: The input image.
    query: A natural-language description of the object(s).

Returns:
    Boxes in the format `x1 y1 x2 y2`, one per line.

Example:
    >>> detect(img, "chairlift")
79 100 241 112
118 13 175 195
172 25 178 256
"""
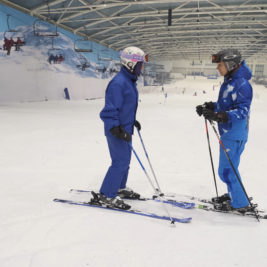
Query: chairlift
48 47 64 56
4 29 25 40
76 54 90 71
77 53 88 63
96 63 107 73
3 15 26 44
98 50 113 61
47 48 65 64
47 38 65 64
33 19 59 37
77 62 91 71
74 39 93 53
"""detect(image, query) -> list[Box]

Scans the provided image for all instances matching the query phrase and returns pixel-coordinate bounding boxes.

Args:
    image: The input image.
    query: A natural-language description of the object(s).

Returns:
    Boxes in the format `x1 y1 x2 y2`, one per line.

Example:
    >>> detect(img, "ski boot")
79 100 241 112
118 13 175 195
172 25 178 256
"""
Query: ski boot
91 191 131 210
118 187 141 200
211 193 230 204
213 200 233 212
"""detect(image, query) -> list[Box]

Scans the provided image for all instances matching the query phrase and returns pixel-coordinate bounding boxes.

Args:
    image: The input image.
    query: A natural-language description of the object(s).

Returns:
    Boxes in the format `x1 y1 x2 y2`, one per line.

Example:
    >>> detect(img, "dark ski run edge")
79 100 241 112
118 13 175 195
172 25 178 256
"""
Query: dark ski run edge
69 189 195 209
53 198 192 223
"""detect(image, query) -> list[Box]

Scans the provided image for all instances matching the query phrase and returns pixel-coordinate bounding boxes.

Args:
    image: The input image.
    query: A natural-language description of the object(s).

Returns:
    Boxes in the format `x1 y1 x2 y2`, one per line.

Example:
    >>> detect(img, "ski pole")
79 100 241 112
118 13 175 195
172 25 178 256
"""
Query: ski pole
136 129 163 195
204 119 219 198
208 120 260 221
128 143 176 225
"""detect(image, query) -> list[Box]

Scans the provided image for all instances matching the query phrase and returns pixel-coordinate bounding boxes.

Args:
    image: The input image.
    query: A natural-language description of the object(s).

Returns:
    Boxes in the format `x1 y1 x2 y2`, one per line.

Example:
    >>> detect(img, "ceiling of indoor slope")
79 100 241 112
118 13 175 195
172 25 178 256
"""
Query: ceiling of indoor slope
1 0 267 61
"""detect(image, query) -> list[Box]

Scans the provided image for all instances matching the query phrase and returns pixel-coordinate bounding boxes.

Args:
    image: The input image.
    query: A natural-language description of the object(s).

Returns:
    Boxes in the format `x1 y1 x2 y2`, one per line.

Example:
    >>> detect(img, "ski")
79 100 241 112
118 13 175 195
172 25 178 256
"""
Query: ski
197 203 267 220
162 193 215 205
53 198 192 223
164 192 265 212
159 193 267 220
157 193 267 219
69 189 195 209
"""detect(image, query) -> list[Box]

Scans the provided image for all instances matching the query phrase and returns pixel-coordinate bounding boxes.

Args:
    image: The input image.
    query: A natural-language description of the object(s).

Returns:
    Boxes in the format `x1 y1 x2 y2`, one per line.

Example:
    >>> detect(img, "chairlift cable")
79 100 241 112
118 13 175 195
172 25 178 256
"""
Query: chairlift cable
46 0 52 20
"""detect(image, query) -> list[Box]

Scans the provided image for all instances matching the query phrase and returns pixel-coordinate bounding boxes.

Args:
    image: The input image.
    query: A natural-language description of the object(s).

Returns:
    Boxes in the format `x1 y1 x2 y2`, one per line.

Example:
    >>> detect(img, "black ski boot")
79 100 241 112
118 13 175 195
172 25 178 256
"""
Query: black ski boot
213 200 233 211
212 193 231 204
91 191 131 210
118 187 141 200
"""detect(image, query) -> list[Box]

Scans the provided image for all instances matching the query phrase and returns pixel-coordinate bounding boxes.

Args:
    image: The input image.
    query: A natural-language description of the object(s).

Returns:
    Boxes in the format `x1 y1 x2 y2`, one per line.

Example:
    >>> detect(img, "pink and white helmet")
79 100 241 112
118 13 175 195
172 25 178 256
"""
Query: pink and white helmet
120 46 148 72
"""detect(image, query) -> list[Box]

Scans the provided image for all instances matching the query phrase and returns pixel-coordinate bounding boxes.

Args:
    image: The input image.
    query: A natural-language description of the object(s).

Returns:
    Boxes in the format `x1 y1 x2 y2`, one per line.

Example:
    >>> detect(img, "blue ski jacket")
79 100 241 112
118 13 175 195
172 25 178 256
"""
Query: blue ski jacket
214 61 253 141
100 66 138 135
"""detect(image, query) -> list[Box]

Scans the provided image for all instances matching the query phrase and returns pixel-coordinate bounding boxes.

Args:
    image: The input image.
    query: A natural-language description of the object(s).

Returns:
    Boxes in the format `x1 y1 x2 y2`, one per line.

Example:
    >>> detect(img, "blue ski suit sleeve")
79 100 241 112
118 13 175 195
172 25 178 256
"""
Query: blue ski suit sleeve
214 61 253 141
100 80 124 129
100 67 138 135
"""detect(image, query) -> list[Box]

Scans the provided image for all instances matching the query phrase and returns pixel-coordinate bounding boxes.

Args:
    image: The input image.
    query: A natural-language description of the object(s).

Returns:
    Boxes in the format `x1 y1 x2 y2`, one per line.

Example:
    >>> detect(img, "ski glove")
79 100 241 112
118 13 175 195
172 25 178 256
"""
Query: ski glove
196 105 204 116
204 101 215 111
134 120 141 131
196 101 215 116
110 125 131 142
202 108 228 123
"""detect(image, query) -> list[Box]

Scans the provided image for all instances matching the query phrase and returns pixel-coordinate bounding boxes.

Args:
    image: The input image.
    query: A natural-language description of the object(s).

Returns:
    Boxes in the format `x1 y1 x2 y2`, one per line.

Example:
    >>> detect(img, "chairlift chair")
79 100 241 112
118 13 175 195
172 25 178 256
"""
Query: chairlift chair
76 54 90 70
77 62 90 71
47 47 65 64
4 30 26 45
3 15 26 47
96 63 107 73
98 49 113 61
48 47 64 55
47 37 64 56
74 39 93 53
4 29 25 39
33 19 59 37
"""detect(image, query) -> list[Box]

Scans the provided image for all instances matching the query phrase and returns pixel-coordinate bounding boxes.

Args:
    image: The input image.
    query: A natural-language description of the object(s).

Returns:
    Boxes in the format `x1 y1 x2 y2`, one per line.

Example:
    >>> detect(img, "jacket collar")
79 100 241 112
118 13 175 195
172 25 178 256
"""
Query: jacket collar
224 60 252 82
120 66 138 82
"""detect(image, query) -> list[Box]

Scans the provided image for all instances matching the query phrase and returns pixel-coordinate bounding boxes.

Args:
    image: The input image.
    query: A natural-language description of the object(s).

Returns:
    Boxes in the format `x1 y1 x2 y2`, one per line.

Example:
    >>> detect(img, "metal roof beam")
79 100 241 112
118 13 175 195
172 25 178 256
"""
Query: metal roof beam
106 27 267 46
74 4 131 33
31 0 67 13
111 34 266 49
56 0 75 23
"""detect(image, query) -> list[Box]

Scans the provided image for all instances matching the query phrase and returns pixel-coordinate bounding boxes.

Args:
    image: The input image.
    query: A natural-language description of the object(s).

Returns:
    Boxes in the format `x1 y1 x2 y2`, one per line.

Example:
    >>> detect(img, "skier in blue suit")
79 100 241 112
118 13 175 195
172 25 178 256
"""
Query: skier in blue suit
95 46 147 210
196 49 253 212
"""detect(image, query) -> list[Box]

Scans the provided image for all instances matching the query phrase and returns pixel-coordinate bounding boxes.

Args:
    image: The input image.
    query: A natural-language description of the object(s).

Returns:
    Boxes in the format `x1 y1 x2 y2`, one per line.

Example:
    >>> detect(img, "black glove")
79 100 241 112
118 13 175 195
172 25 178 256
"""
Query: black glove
196 101 215 116
134 120 141 131
202 108 228 123
110 125 131 142
196 105 204 116
204 101 215 111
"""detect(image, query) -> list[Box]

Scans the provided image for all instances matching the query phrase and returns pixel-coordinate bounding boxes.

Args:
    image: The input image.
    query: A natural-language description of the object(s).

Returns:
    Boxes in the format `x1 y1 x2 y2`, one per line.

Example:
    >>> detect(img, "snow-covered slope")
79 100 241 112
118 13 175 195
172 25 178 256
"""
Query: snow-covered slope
0 81 267 267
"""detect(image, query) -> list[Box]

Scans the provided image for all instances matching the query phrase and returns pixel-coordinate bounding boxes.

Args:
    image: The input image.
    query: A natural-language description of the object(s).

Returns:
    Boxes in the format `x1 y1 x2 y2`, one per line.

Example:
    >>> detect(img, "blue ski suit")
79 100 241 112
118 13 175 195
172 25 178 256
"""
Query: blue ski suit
214 61 253 208
99 67 138 198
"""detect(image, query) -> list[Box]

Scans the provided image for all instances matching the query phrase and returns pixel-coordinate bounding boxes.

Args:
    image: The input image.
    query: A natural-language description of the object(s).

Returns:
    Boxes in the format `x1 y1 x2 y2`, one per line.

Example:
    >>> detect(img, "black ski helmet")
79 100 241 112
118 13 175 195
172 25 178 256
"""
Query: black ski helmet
212 49 242 72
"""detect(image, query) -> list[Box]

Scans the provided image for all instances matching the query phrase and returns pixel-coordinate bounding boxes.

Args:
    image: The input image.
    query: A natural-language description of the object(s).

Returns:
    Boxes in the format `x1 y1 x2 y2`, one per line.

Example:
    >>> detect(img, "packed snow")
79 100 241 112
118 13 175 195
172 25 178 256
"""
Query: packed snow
0 78 267 267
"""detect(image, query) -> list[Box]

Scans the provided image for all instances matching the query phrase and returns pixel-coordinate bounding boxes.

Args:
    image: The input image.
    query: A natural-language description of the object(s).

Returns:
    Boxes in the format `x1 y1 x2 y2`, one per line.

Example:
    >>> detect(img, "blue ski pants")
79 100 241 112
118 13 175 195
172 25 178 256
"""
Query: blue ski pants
100 134 132 198
218 137 249 208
